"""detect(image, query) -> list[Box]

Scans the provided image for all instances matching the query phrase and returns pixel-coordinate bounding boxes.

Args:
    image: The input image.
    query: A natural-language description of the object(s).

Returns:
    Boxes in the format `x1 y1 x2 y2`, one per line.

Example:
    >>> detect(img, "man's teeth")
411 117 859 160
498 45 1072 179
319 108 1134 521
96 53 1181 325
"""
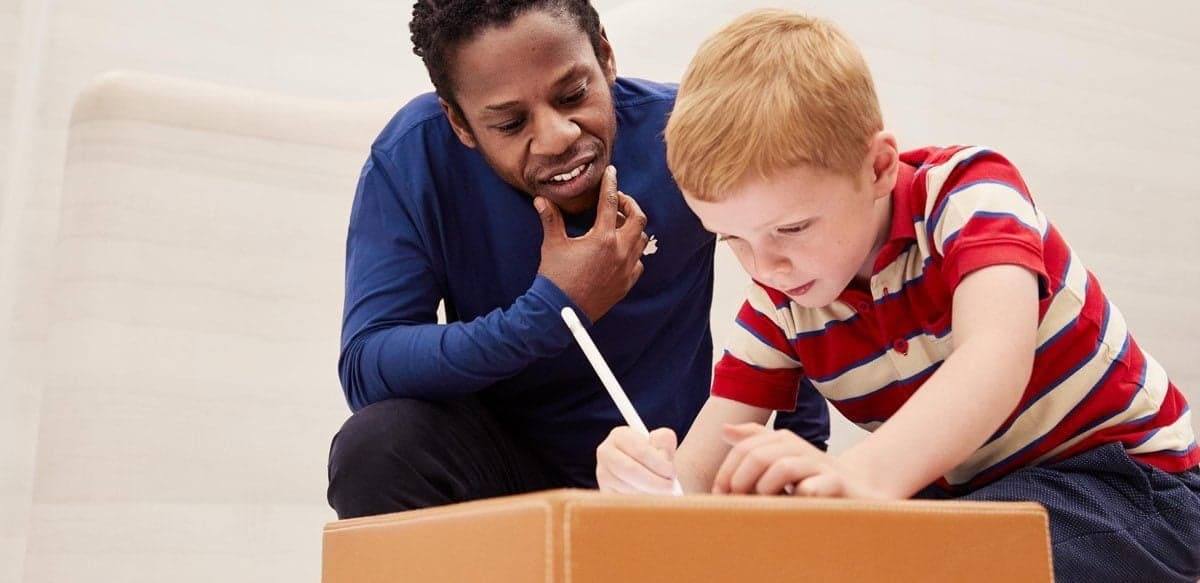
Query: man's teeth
550 163 588 183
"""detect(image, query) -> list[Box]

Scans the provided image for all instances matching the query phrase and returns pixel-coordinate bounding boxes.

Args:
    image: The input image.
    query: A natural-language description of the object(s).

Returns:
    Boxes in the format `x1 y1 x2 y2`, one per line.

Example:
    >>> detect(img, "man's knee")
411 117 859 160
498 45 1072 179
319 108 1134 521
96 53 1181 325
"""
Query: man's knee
327 398 463 517
329 398 447 470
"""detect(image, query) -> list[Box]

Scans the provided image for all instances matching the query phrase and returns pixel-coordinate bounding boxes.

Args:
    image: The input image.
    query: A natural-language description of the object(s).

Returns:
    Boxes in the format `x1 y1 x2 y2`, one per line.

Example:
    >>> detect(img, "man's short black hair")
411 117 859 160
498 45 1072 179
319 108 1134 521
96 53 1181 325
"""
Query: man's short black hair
410 0 604 113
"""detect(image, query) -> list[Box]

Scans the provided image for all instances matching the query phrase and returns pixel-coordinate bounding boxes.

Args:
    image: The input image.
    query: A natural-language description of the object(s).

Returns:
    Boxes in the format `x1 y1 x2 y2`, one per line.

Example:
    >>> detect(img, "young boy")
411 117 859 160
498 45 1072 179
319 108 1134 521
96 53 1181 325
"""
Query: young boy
595 9 1200 582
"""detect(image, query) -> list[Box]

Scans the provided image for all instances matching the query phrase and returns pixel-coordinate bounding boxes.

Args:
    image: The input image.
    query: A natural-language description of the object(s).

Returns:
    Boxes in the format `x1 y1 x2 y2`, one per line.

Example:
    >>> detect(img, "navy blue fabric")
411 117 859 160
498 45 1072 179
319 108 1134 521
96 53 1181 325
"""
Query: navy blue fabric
337 77 831 487
776 378 830 450
919 443 1200 582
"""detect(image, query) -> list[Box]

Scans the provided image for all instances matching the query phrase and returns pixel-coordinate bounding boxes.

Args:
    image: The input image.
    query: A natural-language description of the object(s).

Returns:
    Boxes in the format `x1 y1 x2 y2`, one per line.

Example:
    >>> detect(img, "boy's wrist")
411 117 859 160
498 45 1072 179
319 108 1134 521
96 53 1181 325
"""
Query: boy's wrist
836 445 920 500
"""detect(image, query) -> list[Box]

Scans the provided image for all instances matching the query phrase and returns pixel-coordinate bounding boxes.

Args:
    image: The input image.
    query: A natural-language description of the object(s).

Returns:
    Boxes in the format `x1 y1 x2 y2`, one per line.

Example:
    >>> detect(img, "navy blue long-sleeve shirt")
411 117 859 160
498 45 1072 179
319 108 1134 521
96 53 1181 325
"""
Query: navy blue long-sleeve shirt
339 78 828 485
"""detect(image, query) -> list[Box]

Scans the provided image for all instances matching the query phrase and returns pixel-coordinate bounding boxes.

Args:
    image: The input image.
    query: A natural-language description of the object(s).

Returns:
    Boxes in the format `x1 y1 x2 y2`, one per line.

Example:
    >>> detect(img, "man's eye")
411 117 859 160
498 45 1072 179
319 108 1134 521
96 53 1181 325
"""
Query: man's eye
778 222 810 234
562 85 587 105
716 234 737 242
496 118 524 133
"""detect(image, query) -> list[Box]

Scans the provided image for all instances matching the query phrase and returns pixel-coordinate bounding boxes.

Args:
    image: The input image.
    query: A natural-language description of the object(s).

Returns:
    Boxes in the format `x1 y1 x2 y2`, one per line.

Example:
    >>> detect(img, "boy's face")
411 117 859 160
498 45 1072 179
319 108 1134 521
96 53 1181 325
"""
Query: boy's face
441 10 618 215
685 137 898 308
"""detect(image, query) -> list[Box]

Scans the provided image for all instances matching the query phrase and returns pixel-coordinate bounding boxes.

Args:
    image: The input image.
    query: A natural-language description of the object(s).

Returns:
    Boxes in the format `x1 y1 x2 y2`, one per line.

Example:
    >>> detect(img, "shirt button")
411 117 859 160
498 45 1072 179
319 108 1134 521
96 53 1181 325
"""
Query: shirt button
893 338 909 355
856 301 872 312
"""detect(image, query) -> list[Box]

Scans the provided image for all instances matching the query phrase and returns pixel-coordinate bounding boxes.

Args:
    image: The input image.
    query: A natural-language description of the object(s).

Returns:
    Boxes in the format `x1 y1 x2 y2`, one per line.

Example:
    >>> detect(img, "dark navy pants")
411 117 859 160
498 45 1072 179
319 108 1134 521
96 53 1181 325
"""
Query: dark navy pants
919 443 1200 583
327 397 568 519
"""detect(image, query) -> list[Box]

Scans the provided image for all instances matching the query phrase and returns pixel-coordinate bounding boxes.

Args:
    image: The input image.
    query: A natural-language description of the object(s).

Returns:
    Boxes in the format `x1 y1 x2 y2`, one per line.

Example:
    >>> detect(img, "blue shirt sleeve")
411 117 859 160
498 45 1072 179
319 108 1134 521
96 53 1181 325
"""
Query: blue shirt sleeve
774 378 831 451
337 152 585 411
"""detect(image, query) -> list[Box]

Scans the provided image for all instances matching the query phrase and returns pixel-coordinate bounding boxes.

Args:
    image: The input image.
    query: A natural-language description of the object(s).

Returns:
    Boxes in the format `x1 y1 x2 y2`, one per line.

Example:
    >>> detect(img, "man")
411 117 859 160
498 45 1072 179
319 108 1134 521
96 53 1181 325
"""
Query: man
327 0 830 518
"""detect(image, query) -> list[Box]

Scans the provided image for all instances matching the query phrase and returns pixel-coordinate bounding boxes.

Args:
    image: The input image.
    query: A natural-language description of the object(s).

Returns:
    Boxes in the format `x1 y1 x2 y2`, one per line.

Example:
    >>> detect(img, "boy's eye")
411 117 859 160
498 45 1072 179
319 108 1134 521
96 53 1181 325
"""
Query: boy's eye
716 234 737 242
777 221 812 234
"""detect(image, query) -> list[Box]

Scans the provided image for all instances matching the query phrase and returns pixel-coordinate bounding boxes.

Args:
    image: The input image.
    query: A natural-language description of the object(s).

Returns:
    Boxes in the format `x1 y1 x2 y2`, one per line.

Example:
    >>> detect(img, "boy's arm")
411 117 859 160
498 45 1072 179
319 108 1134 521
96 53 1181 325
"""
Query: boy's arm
676 396 773 492
714 264 1038 498
836 263 1038 498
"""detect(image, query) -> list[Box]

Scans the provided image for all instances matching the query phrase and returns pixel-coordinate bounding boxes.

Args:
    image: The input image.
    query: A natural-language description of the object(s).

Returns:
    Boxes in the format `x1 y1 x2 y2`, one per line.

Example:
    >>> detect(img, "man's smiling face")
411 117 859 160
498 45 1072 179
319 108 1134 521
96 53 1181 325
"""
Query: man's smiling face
441 9 618 215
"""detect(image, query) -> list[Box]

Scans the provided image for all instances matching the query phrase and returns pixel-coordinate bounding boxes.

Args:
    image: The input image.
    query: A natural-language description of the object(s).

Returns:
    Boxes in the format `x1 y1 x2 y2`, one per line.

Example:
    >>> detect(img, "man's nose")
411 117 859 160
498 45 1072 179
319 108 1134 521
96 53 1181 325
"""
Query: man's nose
530 111 581 157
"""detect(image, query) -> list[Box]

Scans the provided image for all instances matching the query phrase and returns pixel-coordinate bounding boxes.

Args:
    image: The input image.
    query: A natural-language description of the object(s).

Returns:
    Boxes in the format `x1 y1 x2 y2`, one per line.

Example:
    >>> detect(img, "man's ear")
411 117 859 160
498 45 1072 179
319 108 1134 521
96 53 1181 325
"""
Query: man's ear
598 27 617 85
439 98 477 149
868 131 899 200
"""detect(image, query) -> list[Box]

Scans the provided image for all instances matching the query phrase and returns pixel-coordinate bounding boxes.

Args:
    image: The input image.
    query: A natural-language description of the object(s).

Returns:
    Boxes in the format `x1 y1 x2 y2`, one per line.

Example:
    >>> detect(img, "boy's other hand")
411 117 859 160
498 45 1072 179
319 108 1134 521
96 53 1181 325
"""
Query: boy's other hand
535 165 650 322
713 423 887 499
595 426 678 495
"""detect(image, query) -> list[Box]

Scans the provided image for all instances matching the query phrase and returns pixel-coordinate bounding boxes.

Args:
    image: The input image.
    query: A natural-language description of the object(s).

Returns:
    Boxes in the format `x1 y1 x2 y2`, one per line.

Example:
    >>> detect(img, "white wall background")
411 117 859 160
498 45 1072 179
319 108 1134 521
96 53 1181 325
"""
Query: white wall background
0 1 1196 582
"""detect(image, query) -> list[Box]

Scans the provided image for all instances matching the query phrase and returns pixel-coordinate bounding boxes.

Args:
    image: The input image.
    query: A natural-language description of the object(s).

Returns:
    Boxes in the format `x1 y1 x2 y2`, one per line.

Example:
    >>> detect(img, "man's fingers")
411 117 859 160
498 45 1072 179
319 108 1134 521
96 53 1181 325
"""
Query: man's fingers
619 191 648 254
616 192 648 234
593 165 620 231
615 191 628 228
534 196 565 241
625 204 650 257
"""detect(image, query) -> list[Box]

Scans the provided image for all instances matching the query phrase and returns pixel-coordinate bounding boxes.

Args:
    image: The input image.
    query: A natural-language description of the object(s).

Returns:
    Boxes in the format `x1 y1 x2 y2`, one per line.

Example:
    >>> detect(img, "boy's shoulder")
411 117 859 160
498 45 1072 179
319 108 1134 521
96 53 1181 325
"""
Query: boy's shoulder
897 145 1030 215
900 145 1023 188
901 145 1016 180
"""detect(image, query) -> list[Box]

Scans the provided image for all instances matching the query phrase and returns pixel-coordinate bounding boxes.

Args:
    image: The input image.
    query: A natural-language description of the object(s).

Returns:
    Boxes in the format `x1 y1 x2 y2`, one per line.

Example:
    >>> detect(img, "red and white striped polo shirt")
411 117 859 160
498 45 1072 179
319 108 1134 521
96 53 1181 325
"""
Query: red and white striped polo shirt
712 145 1198 490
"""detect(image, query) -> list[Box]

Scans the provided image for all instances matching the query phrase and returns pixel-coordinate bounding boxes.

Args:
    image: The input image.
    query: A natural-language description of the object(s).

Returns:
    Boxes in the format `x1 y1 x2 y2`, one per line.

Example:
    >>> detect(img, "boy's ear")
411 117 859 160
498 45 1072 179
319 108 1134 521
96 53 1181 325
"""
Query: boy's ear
868 132 899 199
439 98 477 149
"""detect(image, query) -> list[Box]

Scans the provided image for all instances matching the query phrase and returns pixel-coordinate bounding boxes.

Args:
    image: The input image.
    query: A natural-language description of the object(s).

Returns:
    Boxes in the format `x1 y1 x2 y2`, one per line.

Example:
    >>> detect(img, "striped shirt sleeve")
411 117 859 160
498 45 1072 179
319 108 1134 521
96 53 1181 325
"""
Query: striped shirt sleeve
923 148 1051 296
711 283 806 411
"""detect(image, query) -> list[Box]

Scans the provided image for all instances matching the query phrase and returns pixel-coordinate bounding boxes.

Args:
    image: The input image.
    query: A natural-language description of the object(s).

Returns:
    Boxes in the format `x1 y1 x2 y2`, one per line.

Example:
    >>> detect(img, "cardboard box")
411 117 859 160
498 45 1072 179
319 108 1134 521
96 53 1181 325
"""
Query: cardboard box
322 488 1051 582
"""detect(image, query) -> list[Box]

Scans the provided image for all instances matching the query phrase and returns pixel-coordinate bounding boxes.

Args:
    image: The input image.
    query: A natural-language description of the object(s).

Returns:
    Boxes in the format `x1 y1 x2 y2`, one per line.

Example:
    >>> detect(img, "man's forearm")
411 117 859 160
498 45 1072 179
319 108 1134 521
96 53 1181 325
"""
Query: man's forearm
339 275 580 410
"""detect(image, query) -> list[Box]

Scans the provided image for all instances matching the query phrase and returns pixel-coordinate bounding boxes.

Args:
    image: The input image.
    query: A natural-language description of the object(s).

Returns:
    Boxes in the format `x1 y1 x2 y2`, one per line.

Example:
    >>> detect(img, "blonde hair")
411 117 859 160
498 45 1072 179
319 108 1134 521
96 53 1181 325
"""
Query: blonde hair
666 9 882 201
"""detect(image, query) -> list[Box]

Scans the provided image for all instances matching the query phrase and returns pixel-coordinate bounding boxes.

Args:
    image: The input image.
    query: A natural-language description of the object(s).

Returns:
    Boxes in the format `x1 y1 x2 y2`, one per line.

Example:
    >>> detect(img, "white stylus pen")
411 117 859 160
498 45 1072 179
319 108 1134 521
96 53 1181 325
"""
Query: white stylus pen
560 307 684 496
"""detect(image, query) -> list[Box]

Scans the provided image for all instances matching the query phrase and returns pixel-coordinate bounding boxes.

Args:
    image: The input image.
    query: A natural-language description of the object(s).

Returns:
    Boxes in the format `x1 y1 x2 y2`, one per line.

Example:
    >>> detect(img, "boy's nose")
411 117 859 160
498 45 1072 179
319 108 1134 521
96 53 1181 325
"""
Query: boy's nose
754 246 793 278
758 248 787 275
